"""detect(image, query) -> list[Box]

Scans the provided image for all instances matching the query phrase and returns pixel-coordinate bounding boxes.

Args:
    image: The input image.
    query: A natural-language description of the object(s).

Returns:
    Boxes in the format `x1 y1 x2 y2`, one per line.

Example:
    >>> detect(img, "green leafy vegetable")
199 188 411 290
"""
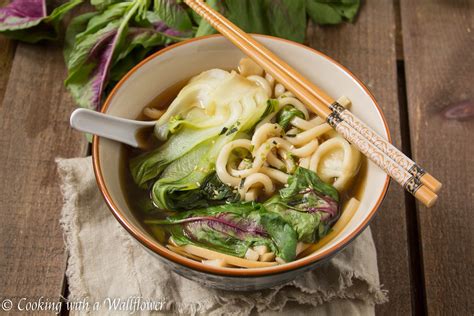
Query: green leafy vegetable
154 0 192 31
264 167 340 243
64 1 191 109
265 0 307 43
281 166 339 201
306 0 360 25
147 202 297 261
91 0 123 10
130 69 237 186
153 172 240 211
196 0 307 43
64 2 146 109
149 137 239 210
277 105 305 130
0 0 361 110
0 0 82 43
130 69 269 210
151 116 267 210
199 172 240 203
194 0 220 37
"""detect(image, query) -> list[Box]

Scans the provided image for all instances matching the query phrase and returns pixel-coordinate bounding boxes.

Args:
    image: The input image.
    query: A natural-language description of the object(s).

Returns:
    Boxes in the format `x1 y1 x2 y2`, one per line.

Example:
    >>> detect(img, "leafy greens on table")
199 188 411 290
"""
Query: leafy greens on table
0 0 82 43
0 0 360 110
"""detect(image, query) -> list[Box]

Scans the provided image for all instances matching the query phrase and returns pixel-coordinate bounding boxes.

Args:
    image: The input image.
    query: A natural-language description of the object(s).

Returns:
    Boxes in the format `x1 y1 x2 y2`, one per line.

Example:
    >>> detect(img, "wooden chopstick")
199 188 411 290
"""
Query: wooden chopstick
184 0 441 195
185 0 439 207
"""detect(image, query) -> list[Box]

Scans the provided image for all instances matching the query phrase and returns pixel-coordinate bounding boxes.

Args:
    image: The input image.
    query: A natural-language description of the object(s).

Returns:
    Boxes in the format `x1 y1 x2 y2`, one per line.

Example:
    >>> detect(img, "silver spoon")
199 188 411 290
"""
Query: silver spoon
70 108 156 148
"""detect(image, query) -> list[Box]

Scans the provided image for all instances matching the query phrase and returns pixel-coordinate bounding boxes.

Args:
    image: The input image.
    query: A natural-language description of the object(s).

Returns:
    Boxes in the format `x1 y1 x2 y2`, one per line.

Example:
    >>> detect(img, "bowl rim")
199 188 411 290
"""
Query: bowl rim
92 34 391 277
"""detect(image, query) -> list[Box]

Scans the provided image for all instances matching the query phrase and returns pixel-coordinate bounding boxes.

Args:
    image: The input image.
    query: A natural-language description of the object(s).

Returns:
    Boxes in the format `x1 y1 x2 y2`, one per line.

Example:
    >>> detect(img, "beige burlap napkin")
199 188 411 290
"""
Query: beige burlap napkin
57 157 387 315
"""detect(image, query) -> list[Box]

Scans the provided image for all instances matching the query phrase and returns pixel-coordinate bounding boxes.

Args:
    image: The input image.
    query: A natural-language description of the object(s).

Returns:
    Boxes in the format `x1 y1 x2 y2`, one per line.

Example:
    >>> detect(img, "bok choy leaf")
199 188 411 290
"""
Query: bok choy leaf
147 202 297 262
130 69 269 211
264 167 340 243
153 171 240 211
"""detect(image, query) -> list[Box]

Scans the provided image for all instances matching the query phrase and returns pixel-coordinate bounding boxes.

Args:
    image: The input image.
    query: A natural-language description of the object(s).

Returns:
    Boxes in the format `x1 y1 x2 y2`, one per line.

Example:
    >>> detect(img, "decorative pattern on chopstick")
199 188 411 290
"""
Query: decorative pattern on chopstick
329 100 441 193
326 112 422 195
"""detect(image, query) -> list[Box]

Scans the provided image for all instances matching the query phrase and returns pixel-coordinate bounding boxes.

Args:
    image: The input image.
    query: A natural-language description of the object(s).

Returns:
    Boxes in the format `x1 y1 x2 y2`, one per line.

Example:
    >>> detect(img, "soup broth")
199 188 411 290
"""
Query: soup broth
120 60 367 268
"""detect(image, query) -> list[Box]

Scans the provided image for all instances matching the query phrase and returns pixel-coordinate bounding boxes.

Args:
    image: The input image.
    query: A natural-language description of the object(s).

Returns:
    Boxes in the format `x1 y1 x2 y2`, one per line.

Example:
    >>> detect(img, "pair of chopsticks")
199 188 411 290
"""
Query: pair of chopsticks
184 0 441 207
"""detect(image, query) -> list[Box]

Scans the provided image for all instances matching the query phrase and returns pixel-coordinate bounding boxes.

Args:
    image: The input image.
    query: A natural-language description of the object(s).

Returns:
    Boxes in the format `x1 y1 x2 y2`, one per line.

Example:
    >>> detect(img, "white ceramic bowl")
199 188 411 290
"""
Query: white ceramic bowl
93 34 390 290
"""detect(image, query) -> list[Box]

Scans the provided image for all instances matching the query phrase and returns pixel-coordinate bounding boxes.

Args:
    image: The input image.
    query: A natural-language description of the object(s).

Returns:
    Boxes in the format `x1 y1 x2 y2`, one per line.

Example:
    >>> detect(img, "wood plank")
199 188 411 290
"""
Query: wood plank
307 1 414 314
0 0 16 105
400 0 474 313
0 39 88 308
0 38 15 106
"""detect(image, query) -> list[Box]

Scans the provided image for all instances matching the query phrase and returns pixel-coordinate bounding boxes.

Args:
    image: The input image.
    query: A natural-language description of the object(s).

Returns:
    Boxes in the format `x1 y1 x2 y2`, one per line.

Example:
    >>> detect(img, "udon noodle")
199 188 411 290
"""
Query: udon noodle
216 58 361 201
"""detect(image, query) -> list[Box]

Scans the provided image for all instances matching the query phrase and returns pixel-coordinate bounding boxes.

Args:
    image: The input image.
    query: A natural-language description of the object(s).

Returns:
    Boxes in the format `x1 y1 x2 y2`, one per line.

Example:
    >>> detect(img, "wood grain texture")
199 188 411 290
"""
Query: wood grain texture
307 1 413 314
0 39 15 107
401 0 474 313
0 40 88 307
0 0 16 106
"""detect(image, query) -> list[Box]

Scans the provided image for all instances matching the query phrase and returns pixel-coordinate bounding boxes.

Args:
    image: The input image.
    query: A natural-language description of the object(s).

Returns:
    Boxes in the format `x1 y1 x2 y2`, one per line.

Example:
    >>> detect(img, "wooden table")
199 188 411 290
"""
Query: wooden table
0 1 472 314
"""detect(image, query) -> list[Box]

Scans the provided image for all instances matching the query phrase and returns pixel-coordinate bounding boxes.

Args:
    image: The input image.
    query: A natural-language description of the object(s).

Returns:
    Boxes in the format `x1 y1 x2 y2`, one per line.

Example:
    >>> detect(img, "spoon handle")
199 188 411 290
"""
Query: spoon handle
70 108 154 148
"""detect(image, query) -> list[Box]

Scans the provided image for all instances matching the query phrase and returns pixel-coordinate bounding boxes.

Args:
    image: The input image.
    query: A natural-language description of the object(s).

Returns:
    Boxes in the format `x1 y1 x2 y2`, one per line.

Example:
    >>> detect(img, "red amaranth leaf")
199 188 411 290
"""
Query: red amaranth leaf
0 0 46 31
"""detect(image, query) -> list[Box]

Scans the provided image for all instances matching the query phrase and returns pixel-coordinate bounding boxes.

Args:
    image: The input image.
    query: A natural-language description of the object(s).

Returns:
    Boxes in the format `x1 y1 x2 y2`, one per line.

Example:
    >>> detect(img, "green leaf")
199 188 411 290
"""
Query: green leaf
281 167 339 201
149 132 236 209
64 12 98 62
148 202 297 261
264 167 339 243
0 0 83 43
264 0 307 43
199 172 241 203
130 126 224 187
259 210 298 261
46 0 84 26
264 194 325 243
306 0 360 25
154 0 193 31
109 26 167 81
195 0 220 37
221 0 268 34
276 105 305 130
91 0 123 11
196 0 307 43
151 135 241 210
130 69 268 197
64 1 153 109
152 171 240 211
64 18 124 108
